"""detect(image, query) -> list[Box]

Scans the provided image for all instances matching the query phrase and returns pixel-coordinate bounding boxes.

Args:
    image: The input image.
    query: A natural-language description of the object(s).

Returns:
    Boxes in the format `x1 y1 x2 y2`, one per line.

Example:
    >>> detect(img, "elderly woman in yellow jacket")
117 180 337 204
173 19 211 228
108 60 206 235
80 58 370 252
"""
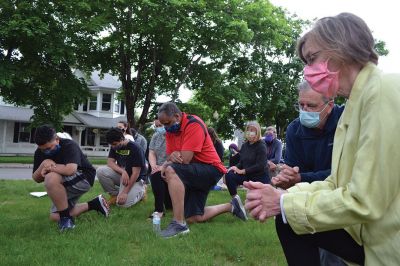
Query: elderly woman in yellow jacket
245 13 400 266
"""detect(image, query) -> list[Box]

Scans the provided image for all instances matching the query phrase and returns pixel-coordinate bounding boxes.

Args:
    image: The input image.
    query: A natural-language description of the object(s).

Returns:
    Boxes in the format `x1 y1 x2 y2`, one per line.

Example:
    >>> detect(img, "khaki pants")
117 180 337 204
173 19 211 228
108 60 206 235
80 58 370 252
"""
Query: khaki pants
97 166 145 208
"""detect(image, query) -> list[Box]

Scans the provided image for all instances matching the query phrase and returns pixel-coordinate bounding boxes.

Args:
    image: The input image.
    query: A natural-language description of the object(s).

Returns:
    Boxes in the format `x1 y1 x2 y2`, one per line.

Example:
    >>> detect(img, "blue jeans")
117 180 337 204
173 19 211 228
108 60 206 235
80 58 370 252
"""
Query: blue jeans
225 171 269 196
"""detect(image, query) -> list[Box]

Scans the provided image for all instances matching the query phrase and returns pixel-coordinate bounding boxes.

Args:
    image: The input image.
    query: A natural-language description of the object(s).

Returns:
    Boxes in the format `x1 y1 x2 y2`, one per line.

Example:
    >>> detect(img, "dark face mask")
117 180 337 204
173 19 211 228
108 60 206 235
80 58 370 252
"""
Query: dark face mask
43 144 61 156
164 122 180 133
113 139 127 150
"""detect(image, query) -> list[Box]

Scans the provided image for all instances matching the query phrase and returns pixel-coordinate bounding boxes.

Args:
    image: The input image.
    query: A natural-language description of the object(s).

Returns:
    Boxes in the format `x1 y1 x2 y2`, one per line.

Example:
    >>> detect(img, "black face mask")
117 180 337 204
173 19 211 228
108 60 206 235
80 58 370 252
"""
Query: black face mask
115 144 124 150
43 144 61 156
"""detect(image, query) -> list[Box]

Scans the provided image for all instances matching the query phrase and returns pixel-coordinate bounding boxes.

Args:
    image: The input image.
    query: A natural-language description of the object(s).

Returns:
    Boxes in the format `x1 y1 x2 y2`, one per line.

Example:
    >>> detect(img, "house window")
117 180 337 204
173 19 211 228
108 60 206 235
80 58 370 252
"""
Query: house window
99 129 108 146
120 100 125 115
82 100 88 111
13 122 35 143
114 98 120 113
89 95 97 110
81 129 86 146
102 93 111 111
86 128 95 146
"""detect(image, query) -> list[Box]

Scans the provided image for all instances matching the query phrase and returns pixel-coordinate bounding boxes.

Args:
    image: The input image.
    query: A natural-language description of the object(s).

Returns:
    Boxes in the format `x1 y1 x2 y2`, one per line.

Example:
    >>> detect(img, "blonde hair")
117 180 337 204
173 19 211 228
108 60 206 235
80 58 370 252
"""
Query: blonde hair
245 121 262 141
297 13 378 67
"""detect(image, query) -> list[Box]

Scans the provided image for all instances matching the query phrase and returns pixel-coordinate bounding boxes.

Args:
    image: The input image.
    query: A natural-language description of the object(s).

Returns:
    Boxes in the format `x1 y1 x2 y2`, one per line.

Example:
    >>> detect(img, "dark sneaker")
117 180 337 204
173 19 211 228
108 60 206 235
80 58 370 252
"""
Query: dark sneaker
231 195 248 221
160 220 190 238
97 195 110 217
58 217 75 232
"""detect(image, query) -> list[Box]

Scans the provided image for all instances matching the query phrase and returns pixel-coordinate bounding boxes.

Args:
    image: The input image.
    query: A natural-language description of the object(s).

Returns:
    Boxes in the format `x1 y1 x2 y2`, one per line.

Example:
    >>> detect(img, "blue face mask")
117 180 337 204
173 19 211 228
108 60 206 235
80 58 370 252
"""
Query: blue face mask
43 144 61 156
264 135 274 143
299 110 320 128
299 103 329 128
155 127 166 134
164 122 180 133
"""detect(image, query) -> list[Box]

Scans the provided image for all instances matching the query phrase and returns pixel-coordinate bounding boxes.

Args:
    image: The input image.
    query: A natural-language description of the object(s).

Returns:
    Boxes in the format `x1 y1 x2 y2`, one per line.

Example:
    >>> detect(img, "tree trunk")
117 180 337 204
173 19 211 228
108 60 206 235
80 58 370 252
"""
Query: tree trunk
122 8 137 129
120 41 135 128
138 45 162 129
171 55 202 101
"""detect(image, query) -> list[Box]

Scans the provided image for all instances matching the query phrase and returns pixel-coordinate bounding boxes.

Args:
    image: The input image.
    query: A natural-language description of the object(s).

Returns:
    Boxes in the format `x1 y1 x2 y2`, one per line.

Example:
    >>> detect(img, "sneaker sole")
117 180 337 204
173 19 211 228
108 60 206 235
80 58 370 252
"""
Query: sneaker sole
162 228 190 239
59 225 75 232
99 195 110 217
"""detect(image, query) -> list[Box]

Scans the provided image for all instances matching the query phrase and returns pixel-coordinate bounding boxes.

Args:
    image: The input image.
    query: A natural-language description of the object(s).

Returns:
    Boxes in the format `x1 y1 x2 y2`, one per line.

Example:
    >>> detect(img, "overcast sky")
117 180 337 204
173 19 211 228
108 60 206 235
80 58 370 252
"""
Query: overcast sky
270 0 400 73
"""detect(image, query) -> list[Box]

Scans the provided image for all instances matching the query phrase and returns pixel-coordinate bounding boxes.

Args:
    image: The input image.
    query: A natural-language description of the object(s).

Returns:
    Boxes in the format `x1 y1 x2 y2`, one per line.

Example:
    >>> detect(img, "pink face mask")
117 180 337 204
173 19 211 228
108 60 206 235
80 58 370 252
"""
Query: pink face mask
304 60 339 98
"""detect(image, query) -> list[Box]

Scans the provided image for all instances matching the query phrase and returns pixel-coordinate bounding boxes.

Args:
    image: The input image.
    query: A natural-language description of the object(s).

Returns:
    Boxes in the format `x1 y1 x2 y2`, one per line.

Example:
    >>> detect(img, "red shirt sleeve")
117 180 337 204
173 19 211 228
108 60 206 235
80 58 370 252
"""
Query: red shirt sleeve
181 122 205 152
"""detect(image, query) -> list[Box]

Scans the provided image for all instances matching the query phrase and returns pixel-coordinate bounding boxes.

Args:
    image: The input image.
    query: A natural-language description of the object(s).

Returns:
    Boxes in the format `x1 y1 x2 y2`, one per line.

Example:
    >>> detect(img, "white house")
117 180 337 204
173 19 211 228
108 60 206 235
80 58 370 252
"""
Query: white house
0 70 128 156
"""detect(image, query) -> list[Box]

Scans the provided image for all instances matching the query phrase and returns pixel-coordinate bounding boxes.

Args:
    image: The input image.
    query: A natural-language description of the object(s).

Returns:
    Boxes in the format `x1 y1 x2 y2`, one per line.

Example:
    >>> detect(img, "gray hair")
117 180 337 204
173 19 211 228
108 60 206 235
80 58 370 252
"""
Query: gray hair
157 102 182 117
265 126 277 137
265 126 276 133
297 12 378 66
297 80 333 103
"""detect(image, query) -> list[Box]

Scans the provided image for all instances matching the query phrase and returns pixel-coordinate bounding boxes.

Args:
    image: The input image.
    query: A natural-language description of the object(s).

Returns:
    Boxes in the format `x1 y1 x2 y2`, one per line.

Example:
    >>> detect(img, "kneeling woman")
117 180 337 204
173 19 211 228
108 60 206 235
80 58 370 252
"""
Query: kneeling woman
225 121 269 197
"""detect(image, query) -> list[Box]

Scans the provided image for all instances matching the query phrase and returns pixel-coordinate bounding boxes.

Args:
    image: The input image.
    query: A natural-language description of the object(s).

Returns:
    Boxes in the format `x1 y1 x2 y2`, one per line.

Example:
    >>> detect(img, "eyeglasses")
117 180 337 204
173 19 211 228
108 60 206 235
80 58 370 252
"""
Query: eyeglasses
305 50 322 65
294 102 328 112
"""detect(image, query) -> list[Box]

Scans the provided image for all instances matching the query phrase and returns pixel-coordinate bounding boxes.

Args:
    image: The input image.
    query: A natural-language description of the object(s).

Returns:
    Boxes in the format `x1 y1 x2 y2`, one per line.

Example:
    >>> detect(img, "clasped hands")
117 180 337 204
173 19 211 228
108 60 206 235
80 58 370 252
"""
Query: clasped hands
169 151 183 164
40 159 57 176
245 163 300 222
271 165 301 189
244 181 287 222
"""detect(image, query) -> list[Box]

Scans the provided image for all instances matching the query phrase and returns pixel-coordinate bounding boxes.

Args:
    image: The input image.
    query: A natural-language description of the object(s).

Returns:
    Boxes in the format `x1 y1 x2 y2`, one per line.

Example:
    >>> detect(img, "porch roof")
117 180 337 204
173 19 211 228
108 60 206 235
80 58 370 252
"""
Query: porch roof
0 105 125 129
72 112 125 129
0 106 82 125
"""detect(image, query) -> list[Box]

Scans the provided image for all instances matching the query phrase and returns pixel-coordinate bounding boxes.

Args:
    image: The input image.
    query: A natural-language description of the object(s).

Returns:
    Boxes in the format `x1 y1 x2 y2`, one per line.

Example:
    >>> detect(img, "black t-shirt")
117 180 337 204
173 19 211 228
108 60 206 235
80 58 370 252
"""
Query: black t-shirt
33 139 96 186
108 141 147 180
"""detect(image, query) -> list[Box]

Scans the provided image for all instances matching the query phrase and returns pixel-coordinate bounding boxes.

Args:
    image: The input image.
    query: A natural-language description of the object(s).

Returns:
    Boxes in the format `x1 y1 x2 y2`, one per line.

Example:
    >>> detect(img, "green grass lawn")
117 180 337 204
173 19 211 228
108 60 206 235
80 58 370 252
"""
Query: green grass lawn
0 180 286 266
0 156 107 165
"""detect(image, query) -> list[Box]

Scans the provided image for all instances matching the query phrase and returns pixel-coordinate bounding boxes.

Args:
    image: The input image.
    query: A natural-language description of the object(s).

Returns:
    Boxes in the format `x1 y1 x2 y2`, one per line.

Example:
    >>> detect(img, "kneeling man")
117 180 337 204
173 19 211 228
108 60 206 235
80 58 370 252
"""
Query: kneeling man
97 128 147 207
32 125 109 232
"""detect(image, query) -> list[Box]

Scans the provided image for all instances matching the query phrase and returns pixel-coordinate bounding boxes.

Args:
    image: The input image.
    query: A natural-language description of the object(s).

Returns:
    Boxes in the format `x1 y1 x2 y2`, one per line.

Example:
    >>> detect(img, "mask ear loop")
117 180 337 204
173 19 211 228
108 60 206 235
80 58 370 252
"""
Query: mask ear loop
319 101 333 122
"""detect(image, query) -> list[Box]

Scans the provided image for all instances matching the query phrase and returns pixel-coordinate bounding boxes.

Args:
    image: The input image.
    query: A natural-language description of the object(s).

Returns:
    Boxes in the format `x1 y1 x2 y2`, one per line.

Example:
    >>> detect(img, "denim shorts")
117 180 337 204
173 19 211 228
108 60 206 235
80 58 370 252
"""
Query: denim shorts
170 163 223 218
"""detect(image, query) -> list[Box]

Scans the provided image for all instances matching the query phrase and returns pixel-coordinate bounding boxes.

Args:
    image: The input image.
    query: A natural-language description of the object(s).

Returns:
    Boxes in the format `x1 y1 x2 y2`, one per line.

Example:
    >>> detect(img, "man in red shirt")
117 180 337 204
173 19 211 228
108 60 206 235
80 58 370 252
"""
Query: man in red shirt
158 102 247 238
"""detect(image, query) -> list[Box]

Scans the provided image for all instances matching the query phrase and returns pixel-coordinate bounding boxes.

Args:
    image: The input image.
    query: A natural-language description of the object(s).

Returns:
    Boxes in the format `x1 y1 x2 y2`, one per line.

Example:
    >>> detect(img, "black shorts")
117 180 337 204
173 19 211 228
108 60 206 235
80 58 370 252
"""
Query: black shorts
170 163 223 218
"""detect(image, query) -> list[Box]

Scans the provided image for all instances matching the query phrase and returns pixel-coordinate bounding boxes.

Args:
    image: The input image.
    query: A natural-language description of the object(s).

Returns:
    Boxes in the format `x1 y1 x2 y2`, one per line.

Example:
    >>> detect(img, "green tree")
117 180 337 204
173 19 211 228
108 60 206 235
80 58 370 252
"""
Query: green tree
0 0 90 129
73 0 282 131
190 5 307 139
191 11 390 140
